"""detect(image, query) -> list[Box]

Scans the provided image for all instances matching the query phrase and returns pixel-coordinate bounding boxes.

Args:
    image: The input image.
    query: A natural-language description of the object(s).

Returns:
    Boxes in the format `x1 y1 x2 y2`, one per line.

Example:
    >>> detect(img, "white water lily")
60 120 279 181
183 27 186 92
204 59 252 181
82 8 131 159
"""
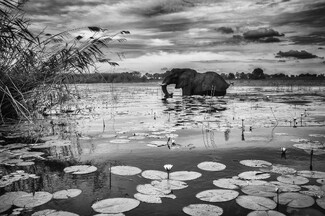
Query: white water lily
164 164 173 171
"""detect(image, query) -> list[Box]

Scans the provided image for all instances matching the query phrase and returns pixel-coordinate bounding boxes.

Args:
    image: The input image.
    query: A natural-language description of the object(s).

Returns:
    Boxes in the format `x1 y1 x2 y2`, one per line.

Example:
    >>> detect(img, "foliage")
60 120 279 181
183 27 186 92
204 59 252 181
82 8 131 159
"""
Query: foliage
0 0 129 122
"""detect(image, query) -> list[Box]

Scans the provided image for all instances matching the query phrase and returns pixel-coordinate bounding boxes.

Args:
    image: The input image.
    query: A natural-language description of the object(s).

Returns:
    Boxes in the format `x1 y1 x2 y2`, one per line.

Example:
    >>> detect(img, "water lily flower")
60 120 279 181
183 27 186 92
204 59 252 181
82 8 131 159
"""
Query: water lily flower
164 164 173 171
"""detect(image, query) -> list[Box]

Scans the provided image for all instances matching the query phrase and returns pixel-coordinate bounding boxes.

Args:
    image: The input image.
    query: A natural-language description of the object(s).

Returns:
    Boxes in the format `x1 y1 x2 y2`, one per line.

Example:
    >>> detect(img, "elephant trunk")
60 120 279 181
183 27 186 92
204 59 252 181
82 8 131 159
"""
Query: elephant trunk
161 83 173 98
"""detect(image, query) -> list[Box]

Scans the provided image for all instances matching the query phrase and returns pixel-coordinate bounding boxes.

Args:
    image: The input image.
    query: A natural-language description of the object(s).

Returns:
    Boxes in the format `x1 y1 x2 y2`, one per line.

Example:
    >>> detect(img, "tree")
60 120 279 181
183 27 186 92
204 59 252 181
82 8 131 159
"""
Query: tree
228 73 235 79
250 68 265 79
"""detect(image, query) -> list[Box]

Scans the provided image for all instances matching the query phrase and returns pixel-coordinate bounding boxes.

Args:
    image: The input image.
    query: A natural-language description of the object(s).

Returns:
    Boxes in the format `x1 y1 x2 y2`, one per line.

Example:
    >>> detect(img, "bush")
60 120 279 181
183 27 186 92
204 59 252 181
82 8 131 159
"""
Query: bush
0 0 129 122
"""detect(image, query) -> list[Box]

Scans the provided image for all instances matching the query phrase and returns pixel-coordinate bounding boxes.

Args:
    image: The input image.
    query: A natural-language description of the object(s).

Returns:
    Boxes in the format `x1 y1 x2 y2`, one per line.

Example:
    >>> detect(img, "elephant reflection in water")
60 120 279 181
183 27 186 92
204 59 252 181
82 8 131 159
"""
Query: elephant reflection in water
161 68 232 98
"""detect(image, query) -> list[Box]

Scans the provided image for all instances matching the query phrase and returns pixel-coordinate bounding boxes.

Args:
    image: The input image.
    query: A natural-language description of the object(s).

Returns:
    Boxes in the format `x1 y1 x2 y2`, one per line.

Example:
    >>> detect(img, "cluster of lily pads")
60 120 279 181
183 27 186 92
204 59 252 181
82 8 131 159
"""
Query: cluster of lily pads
88 159 325 215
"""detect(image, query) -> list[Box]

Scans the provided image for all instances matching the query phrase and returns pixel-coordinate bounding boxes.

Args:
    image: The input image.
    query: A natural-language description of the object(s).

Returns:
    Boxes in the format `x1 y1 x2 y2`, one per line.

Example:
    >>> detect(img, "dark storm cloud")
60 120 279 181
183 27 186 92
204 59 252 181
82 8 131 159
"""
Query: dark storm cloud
23 0 106 15
124 0 195 17
276 50 319 59
216 27 234 34
273 2 325 27
290 33 325 46
243 28 284 40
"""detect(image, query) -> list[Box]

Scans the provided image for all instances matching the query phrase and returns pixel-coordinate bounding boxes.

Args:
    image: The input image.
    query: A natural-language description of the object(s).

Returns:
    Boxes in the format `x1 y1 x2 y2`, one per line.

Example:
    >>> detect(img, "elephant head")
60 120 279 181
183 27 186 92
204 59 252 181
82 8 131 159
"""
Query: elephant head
161 68 230 98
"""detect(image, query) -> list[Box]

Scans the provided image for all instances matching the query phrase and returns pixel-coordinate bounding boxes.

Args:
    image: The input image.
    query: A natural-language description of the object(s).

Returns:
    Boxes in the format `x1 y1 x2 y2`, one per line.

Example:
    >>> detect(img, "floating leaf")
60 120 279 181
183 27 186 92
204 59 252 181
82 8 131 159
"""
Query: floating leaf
309 134 325 138
316 197 325 209
183 204 223 216
93 214 125 216
31 209 56 216
274 192 314 208
268 181 301 192
111 166 142 176
213 178 267 189
91 198 140 214
240 160 272 167
53 189 82 199
241 185 277 197
300 185 325 197
169 171 202 181
141 170 167 180
17 161 35 166
260 165 296 175
148 141 167 147
236 195 276 210
13 191 53 208
151 179 188 190
316 178 325 184
238 171 270 180
196 189 239 202
136 184 171 196
0 191 28 213
197 161 226 171
297 170 325 179
64 165 97 174
32 210 79 216
109 139 130 144
247 210 286 216
134 193 162 203
277 175 309 185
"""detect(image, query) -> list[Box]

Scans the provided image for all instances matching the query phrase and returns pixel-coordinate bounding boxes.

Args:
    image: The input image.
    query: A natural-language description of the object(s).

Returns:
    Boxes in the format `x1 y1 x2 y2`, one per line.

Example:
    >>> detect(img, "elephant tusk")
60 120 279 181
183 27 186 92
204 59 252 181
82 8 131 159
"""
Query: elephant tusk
160 83 168 86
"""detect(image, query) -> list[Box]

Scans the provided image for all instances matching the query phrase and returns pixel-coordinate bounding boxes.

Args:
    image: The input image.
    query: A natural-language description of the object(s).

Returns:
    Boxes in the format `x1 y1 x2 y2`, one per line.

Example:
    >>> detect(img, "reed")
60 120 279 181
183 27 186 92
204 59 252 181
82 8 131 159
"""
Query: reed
0 0 129 122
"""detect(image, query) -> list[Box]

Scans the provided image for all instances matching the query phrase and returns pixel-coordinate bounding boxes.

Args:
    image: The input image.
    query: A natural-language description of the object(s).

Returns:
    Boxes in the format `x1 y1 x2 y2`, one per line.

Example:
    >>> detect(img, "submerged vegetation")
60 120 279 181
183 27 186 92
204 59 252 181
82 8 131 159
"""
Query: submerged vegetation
0 0 129 122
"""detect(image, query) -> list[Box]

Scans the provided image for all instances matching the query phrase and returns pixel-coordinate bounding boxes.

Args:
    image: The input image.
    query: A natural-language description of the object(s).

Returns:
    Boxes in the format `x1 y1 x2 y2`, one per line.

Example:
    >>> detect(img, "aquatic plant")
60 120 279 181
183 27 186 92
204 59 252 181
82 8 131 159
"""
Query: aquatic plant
0 0 129 121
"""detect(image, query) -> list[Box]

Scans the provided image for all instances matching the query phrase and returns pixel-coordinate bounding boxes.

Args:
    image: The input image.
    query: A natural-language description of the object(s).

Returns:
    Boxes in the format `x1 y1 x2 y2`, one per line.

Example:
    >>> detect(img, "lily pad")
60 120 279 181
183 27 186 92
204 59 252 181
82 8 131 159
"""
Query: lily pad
197 161 226 171
297 170 325 179
196 189 239 202
316 197 325 209
136 184 171 195
182 204 223 216
277 175 309 185
316 178 325 184
0 191 28 213
148 141 167 147
151 179 188 190
241 185 277 197
53 189 82 199
168 171 201 181
141 170 167 180
16 161 35 166
110 166 142 176
32 210 79 216
236 195 276 210
109 139 130 144
213 177 268 190
274 192 314 208
247 210 286 216
13 191 53 208
93 214 125 216
238 171 271 180
240 160 272 167
260 165 296 175
91 198 140 214
268 181 301 192
64 165 97 174
134 193 162 203
300 185 325 197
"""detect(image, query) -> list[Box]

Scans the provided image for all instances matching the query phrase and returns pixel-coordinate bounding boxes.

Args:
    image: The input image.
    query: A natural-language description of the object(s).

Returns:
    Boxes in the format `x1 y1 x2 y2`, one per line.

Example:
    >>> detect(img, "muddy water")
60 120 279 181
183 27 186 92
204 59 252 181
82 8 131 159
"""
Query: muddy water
1 83 325 216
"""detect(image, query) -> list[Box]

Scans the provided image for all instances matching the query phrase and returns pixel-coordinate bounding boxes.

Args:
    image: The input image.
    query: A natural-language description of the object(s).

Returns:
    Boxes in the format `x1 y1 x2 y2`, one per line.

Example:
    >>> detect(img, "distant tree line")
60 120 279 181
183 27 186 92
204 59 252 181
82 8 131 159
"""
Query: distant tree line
65 68 325 84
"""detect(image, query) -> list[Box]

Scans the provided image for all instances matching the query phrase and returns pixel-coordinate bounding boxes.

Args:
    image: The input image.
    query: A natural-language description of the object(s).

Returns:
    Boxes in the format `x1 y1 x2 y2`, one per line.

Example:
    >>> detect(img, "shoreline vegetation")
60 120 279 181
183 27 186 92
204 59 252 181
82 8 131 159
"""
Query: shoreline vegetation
65 71 325 86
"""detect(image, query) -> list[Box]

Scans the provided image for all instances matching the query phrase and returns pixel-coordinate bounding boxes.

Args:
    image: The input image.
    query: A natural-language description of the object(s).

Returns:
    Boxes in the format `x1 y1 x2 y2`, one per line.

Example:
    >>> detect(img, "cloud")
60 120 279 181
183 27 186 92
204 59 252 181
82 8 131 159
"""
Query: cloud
275 50 319 59
149 39 173 46
243 28 284 39
216 27 234 34
289 32 325 45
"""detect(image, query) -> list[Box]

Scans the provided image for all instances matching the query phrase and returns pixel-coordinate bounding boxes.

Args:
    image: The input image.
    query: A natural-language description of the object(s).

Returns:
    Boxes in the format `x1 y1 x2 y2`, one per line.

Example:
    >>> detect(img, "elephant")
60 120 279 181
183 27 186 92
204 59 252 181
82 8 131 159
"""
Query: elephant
161 68 231 98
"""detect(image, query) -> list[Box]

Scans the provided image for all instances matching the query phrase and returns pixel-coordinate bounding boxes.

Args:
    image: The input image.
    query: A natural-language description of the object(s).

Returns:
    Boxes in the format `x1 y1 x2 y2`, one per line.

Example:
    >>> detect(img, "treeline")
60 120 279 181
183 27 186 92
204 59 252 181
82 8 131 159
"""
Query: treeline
221 68 325 80
65 68 325 84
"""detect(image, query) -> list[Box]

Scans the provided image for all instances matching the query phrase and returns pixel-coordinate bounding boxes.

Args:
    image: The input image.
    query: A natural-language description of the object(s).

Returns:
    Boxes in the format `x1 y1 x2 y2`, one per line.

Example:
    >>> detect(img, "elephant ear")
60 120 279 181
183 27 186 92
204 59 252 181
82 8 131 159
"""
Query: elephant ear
176 69 196 88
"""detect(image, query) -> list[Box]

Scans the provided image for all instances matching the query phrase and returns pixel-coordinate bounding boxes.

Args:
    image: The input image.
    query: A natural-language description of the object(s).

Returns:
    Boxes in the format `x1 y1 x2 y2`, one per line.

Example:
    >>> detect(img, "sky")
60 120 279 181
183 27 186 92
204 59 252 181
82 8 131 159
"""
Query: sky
24 0 325 75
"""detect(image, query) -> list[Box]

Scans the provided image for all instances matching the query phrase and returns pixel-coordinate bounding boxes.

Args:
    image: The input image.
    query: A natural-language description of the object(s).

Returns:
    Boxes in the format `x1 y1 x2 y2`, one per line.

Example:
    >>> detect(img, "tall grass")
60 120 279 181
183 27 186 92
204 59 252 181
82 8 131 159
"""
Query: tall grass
0 0 129 122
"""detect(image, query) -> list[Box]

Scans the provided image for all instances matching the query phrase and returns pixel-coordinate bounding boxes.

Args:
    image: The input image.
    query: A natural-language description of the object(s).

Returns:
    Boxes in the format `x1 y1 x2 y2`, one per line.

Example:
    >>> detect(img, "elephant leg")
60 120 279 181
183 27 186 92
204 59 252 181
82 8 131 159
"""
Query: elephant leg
182 87 192 96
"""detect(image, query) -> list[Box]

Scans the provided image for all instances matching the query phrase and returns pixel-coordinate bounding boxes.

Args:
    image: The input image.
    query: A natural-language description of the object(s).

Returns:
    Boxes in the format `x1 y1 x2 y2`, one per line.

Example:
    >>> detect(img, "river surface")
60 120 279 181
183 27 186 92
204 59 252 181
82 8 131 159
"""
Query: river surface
1 82 325 216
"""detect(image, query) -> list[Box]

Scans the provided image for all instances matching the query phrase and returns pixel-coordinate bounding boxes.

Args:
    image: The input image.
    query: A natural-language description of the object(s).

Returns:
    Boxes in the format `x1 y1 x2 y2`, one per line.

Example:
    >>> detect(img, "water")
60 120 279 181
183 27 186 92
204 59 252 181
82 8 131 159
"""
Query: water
1 82 325 215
